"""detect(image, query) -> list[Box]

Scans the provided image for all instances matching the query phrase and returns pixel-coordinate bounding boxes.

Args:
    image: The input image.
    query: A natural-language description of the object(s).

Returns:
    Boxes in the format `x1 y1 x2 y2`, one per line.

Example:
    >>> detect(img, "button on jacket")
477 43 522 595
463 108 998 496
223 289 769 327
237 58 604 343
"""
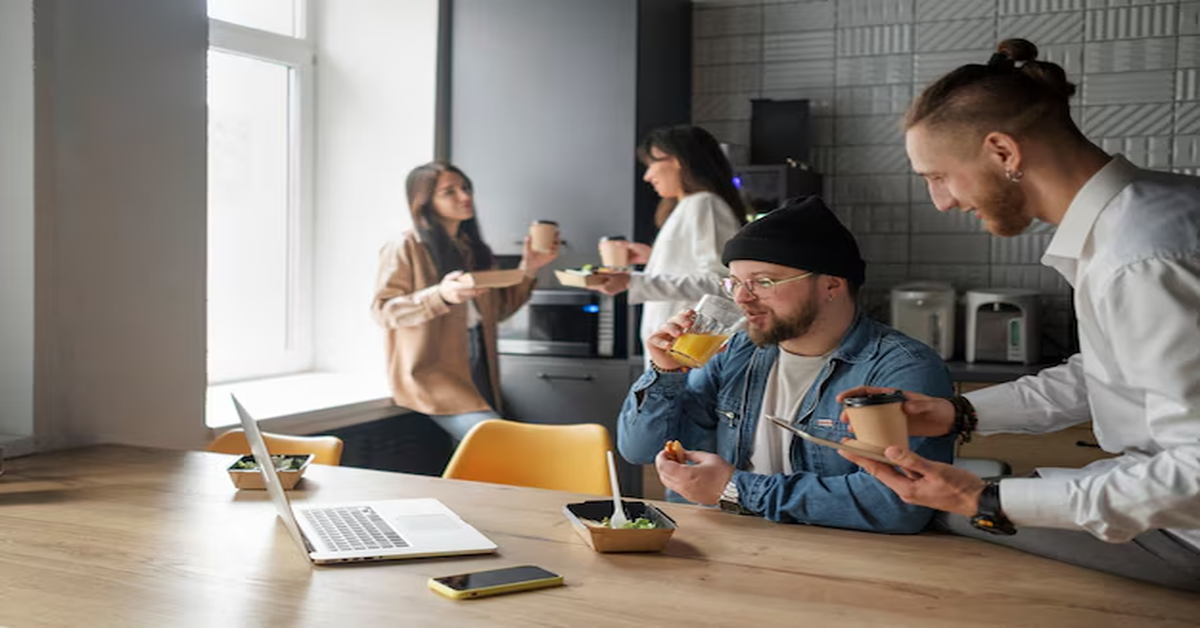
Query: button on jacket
969 155 1200 548
618 312 955 533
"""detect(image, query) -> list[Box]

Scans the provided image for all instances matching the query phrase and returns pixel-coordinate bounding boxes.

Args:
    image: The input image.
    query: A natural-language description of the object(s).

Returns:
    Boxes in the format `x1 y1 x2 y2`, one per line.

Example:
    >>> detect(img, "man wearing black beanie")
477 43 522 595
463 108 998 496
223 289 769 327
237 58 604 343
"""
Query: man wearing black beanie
616 196 956 533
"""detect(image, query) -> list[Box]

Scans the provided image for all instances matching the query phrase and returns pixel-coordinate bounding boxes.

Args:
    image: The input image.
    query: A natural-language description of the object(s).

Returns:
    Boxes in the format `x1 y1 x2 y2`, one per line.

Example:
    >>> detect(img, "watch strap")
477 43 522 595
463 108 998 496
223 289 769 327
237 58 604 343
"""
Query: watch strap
970 480 1016 535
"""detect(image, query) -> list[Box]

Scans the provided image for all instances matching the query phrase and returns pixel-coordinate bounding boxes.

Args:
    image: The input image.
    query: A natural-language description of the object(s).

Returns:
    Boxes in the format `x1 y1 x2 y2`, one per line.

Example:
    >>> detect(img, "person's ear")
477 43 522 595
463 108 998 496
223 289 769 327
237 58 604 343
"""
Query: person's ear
823 275 845 302
981 132 1022 175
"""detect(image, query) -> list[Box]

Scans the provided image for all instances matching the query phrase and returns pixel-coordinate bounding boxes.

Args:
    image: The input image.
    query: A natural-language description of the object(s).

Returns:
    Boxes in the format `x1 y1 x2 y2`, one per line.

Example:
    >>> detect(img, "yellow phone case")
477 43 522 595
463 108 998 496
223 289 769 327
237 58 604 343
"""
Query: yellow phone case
428 567 564 600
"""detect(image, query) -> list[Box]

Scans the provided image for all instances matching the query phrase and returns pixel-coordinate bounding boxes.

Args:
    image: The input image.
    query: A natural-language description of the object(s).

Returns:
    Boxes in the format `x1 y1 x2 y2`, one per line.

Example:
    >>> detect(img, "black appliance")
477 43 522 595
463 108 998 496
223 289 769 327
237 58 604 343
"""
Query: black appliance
750 98 810 166
498 290 616 358
733 164 823 215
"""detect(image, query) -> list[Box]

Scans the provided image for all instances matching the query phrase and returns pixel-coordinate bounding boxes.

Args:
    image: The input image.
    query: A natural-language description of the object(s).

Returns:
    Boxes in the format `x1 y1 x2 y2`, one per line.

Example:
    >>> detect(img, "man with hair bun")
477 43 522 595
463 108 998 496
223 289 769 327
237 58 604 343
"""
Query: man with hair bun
839 39 1200 591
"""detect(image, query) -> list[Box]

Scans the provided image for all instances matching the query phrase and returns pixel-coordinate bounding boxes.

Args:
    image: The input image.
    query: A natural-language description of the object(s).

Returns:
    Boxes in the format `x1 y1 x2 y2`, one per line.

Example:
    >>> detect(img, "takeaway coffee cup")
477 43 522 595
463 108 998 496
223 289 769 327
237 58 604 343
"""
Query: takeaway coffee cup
529 220 559 254
842 391 909 454
598 235 629 268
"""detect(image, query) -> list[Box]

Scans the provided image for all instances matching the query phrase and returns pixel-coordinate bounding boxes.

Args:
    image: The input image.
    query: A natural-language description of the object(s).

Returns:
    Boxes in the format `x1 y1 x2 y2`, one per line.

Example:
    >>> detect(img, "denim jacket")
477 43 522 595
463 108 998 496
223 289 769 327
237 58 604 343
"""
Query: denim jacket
618 311 955 534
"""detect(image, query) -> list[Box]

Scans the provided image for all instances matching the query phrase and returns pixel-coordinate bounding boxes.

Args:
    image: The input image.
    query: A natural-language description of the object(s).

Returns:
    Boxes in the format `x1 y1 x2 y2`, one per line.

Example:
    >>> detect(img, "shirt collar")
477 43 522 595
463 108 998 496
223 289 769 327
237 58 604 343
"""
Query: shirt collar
1043 154 1139 263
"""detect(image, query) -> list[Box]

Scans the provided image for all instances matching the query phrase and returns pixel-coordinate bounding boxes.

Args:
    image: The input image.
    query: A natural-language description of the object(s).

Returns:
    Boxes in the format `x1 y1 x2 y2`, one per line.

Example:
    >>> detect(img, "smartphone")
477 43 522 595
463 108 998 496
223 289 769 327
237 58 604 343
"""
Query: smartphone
428 565 564 600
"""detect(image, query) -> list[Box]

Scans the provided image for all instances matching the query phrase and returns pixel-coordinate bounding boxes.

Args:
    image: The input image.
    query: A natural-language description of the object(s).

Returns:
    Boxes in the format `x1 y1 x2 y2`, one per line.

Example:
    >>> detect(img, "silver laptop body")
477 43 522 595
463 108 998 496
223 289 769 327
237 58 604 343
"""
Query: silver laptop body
232 395 497 564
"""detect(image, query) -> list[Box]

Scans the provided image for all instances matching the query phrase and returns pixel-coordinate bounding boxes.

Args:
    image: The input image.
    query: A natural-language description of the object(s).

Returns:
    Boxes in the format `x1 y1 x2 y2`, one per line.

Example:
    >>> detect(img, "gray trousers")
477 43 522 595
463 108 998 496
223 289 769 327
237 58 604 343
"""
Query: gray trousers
934 513 1200 593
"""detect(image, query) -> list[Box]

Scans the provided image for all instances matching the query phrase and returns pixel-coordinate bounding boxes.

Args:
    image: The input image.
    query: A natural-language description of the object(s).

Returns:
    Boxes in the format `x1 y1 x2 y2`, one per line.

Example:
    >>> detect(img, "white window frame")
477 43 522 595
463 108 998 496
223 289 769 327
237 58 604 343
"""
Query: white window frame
207 4 315 384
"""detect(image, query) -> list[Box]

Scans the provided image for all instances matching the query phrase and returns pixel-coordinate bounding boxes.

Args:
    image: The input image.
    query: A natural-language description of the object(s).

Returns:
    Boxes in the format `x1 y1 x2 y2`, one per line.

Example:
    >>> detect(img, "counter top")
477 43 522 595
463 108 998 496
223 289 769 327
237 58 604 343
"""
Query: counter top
947 360 1059 384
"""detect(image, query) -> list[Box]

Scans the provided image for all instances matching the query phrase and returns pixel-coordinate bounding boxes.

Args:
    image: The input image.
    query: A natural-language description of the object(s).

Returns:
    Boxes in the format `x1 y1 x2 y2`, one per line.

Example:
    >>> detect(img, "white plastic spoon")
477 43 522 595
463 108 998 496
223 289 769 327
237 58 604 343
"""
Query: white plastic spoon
606 450 628 529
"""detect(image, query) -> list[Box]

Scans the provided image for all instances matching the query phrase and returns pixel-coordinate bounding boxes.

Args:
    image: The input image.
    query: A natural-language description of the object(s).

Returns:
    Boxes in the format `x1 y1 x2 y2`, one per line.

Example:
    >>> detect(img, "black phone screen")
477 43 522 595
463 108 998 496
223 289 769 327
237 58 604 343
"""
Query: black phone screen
433 565 558 591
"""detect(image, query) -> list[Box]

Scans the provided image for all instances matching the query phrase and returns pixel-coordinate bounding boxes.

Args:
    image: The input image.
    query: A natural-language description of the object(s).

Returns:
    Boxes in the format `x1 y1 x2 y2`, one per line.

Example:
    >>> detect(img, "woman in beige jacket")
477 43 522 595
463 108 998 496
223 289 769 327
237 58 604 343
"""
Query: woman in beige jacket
372 162 558 441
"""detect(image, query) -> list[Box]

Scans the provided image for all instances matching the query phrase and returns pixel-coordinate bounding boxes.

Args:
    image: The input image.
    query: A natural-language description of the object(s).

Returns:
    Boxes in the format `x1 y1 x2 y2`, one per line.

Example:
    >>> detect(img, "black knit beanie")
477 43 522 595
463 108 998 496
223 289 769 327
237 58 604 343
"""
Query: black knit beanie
721 195 866 286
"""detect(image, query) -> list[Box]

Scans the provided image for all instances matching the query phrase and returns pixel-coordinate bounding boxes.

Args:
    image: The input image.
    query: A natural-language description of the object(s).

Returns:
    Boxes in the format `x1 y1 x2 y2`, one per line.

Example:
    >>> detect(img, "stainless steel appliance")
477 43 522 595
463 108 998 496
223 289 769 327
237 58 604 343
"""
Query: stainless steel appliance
890 282 956 360
498 290 615 357
965 289 1040 364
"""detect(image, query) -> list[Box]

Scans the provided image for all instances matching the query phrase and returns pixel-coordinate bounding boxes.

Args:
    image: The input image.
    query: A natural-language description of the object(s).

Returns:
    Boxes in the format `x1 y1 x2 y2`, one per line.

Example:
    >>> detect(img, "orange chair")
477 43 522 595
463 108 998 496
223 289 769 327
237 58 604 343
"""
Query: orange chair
442 419 613 496
208 428 344 466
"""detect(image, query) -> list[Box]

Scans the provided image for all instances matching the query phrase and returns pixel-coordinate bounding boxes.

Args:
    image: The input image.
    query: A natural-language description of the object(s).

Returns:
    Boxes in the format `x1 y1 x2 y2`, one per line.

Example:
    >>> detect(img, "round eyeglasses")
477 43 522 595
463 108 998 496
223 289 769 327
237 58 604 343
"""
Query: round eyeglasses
721 272 813 298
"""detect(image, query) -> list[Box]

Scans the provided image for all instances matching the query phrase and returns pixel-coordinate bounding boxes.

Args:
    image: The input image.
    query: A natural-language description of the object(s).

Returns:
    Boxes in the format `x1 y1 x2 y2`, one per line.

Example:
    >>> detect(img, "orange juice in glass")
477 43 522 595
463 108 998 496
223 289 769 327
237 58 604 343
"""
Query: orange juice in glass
668 294 745 368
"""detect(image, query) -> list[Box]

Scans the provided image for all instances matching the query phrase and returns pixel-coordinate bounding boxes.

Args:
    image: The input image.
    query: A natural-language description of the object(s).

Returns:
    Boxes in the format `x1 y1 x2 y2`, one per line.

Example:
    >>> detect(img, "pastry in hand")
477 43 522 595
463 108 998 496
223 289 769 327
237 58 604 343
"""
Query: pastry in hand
663 439 685 463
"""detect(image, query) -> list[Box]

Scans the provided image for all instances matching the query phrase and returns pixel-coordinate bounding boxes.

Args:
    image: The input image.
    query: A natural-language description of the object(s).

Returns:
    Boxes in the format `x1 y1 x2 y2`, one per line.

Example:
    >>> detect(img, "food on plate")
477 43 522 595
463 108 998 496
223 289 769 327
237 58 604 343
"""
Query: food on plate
663 440 685 463
583 517 658 529
231 454 307 472
576 264 625 275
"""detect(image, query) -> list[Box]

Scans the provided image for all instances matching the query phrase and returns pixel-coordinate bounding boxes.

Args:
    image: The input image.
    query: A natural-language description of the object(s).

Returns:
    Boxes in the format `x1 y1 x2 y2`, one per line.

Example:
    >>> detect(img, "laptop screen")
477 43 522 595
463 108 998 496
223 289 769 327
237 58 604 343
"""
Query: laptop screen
231 394 313 558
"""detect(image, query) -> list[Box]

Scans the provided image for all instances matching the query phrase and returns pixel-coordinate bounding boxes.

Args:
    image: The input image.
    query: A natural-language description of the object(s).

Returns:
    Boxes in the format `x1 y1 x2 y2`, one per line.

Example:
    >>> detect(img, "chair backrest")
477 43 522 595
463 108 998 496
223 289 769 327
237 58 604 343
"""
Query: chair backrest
441 419 613 496
208 428 344 466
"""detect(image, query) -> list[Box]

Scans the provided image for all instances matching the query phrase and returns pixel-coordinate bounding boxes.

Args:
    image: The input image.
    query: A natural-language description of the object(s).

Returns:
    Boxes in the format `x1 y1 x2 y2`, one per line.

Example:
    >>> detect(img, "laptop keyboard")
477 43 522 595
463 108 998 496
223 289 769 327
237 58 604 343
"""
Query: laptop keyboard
302 506 410 552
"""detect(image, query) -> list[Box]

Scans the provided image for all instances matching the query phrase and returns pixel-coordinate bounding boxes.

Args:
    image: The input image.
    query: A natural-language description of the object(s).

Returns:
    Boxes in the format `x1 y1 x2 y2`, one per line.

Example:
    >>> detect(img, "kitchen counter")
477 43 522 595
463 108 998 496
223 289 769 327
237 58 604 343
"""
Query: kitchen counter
946 360 1059 384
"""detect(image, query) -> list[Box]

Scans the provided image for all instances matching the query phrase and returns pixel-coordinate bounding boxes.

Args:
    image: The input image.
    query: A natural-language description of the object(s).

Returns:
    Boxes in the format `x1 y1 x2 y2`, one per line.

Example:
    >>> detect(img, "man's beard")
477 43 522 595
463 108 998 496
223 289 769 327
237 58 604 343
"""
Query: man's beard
747 295 820 347
974 173 1032 237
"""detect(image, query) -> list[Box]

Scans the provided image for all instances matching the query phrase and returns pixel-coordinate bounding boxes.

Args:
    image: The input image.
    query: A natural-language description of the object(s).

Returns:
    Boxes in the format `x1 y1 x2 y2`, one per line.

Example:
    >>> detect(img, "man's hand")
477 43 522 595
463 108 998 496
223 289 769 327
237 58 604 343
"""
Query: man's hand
644 309 695 372
587 271 631 296
438 270 487 304
654 446 734 506
839 446 985 517
835 386 956 437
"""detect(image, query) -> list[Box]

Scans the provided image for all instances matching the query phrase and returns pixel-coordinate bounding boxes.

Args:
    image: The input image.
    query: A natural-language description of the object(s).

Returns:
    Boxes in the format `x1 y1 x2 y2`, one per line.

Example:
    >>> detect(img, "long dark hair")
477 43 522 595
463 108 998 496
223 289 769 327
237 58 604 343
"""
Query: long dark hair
637 125 748 229
405 162 494 275
906 38 1083 143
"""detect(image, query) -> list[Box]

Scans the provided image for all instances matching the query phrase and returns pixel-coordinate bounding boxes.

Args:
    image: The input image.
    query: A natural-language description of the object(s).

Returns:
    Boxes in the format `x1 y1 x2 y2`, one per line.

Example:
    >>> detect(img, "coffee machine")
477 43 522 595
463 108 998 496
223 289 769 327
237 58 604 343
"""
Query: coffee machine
890 282 956 360
965 289 1041 364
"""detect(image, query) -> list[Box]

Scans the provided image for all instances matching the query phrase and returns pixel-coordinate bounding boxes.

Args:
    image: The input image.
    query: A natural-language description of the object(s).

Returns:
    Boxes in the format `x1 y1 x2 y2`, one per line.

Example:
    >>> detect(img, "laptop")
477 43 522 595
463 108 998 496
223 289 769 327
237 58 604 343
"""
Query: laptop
232 395 497 564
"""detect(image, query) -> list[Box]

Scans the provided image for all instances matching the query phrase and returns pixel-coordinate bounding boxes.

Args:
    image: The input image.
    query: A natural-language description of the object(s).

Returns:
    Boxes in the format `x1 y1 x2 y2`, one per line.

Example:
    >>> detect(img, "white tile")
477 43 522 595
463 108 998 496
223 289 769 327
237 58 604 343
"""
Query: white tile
910 204 987 232
1085 5 1178 40
836 114 906 145
990 233 1055 264
1083 103 1175 135
916 0 993 21
1181 2 1200 35
832 174 911 203
694 5 764 38
1097 135 1173 167
764 32 837 62
858 234 911 263
1172 134 1200 166
764 1 837 33
692 93 755 121
916 19 996 53
836 55 914 86
1176 102 1200 134
762 59 837 90
1083 70 1175 104
694 63 763 94
998 0 1086 14
695 36 763 66
999 11 1085 44
836 24 913 57
1084 38 1176 72
759 87 836 115
908 264 992 289
837 0 915 27
910 234 992 263
914 49 992 86
835 84 914 115
835 145 911 173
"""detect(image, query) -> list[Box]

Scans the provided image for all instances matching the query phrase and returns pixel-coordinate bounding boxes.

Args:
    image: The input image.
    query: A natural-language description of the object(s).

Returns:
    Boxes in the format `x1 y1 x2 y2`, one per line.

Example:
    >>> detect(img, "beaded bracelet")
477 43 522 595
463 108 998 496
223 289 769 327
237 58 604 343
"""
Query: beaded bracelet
949 394 978 444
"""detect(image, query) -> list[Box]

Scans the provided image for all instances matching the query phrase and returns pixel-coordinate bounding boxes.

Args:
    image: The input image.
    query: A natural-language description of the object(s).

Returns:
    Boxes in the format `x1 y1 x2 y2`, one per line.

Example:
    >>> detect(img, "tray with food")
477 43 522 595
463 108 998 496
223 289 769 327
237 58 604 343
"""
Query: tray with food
553 264 625 288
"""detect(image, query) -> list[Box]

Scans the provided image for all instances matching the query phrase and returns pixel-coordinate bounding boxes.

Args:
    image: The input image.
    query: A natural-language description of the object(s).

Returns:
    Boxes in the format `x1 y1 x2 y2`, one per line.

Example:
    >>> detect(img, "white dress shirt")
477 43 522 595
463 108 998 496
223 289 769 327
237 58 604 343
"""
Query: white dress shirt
628 191 743 347
968 155 1200 549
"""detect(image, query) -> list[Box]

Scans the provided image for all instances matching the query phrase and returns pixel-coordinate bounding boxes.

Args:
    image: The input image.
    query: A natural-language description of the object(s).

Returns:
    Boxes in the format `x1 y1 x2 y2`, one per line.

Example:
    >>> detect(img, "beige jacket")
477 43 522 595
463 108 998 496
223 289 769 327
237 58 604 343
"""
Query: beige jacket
372 230 535 416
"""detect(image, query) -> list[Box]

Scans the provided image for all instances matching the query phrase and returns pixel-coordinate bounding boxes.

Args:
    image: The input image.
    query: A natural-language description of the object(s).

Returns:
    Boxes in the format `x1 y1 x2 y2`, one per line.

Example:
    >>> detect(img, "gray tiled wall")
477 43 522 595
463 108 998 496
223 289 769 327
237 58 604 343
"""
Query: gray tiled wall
693 0 1200 360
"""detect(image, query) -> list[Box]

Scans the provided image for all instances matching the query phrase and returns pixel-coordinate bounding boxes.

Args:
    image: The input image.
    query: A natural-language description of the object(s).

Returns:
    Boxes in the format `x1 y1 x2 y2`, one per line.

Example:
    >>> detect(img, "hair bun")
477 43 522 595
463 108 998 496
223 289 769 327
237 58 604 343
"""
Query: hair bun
997 38 1038 63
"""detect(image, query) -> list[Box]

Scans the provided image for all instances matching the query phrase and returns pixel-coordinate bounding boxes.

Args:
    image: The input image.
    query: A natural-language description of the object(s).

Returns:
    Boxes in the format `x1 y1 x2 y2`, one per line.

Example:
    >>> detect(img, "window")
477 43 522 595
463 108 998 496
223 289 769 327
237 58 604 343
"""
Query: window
207 1 314 383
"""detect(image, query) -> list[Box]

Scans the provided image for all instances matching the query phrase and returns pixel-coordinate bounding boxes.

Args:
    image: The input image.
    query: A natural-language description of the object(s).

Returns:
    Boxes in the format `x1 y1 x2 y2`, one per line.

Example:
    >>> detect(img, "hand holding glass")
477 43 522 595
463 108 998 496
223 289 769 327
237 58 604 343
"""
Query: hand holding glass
668 294 745 368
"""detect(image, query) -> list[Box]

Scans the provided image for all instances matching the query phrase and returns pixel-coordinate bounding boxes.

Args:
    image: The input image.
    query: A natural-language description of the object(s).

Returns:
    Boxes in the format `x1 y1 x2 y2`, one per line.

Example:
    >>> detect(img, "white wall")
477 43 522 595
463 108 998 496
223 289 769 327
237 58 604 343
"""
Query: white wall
34 0 209 450
0 0 34 442
311 0 439 375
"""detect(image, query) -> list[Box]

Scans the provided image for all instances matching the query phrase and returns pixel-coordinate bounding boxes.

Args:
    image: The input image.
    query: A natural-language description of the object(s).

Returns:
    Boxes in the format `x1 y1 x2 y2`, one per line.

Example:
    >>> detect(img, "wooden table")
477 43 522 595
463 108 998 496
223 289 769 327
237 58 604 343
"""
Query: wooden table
0 446 1196 627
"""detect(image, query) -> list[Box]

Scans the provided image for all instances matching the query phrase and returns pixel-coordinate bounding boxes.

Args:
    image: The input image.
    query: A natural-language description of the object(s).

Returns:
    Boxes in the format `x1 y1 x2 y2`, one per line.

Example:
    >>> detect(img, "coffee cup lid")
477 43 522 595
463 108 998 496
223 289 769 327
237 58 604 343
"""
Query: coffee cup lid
600 235 628 241
843 391 907 407
533 219 558 226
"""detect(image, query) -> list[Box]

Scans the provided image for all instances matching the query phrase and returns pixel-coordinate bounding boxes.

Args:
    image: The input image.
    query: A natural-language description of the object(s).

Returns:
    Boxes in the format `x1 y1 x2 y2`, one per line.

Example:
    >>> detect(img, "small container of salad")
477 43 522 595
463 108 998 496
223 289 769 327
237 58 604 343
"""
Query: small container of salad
562 500 676 553
226 453 313 490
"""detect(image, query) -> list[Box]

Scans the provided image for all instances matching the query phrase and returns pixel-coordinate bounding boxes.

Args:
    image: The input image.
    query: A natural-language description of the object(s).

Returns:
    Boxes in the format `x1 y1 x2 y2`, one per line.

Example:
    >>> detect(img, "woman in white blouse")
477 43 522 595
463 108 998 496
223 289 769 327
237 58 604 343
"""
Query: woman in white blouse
588 125 747 358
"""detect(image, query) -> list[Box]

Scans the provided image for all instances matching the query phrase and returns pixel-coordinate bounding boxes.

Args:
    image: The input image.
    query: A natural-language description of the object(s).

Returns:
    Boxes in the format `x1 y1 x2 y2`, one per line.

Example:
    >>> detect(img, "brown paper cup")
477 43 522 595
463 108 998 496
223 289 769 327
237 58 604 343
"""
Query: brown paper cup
844 402 908 454
530 221 558 253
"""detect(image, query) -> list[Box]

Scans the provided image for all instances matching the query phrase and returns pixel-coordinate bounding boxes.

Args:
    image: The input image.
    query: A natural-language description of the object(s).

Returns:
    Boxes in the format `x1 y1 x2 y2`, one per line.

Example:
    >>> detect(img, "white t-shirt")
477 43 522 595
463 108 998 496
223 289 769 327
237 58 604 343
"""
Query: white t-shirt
750 349 832 475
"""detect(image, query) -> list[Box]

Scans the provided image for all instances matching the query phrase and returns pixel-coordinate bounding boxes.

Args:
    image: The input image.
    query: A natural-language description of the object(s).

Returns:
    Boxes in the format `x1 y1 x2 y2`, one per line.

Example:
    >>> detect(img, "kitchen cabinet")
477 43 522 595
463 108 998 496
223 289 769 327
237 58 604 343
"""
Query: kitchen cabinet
498 355 643 496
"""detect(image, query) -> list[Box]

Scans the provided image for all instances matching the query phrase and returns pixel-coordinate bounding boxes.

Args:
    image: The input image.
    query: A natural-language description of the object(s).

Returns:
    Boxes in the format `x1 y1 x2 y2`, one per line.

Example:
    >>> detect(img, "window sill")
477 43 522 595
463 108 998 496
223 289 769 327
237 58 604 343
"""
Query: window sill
206 372 402 436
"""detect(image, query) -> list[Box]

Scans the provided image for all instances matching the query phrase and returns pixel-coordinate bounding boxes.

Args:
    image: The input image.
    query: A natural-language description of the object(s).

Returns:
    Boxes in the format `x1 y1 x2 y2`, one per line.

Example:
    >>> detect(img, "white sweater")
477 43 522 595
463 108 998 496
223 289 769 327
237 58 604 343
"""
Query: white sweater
628 191 743 352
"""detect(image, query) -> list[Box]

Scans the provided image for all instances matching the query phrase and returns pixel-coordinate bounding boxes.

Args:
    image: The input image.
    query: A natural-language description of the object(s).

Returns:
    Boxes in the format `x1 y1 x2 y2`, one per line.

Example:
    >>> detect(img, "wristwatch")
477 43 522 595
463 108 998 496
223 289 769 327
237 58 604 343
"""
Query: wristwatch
970 480 1017 535
718 481 753 515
